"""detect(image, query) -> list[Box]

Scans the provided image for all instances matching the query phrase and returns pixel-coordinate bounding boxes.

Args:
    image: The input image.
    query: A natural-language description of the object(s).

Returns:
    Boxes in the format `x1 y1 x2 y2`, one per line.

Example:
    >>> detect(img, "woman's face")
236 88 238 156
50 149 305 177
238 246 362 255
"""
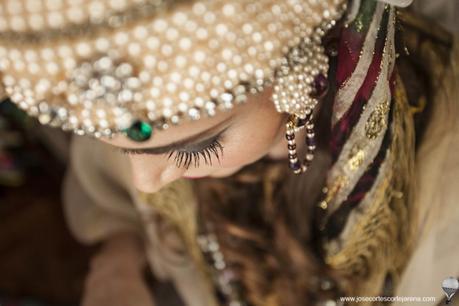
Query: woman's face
102 86 288 193
0 0 341 194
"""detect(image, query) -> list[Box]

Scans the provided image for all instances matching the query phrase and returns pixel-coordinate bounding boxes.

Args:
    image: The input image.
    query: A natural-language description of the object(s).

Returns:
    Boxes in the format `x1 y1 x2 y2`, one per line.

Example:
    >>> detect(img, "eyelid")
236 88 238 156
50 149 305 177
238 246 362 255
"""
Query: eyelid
118 128 227 156
175 134 221 153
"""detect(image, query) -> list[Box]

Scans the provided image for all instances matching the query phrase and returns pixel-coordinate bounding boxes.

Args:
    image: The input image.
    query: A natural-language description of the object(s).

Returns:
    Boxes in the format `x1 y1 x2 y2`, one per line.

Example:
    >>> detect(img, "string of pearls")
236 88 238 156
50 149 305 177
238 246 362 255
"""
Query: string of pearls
272 11 339 175
0 0 345 140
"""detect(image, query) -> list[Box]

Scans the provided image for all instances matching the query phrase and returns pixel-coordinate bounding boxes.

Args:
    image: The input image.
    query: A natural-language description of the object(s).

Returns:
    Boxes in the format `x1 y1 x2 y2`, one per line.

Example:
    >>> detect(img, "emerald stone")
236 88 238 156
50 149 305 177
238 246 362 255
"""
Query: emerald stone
125 121 153 142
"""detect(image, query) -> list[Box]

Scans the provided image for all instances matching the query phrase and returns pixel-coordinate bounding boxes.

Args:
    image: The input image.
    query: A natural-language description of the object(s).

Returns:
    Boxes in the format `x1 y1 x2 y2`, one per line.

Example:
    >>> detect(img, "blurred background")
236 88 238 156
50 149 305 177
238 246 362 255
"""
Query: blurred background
0 98 93 306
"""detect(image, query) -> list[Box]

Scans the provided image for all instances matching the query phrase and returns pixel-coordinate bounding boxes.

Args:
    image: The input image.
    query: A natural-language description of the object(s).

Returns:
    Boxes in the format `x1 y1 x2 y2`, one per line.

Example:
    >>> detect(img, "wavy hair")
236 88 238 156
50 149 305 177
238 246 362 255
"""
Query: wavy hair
194 72 342 306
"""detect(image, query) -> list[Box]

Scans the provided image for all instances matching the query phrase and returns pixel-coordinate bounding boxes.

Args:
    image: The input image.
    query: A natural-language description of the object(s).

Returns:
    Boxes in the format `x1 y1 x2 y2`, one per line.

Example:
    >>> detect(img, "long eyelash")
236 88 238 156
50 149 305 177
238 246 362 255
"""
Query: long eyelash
168 140 224 169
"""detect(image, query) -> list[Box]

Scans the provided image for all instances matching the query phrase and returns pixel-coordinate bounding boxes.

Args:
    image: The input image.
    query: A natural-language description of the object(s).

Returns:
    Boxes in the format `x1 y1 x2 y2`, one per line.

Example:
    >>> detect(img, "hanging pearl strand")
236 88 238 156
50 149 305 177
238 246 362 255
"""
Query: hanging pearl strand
286 114 317 175
285 70 329 175
273 20 333 175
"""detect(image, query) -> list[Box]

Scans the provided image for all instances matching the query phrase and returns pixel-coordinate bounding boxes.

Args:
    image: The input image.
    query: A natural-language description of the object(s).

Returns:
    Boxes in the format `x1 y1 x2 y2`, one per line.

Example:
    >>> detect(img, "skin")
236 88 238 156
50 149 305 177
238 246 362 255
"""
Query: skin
79 1 338 303
102 86 303 194
84 87 306 306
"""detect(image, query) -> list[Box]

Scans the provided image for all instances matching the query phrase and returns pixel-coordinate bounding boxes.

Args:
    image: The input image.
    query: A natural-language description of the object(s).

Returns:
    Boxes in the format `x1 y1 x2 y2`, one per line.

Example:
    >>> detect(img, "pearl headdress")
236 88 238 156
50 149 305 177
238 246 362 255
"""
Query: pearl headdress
0 0 345 139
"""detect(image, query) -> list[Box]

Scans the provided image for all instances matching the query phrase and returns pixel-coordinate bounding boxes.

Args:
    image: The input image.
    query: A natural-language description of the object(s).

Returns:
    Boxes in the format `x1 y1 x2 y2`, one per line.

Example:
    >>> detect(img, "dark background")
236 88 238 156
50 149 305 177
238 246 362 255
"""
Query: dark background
0 99 92 306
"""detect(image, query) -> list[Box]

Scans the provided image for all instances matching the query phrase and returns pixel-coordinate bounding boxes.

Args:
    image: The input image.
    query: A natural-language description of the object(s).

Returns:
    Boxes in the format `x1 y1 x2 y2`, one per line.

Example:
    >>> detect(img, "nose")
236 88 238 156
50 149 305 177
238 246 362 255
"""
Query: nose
160 164 187 186
128 156 186 193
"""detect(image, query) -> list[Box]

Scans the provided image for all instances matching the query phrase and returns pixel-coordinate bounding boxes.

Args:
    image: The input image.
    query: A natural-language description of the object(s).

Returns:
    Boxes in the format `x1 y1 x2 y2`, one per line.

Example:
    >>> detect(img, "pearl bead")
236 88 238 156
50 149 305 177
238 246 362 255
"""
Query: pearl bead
0 0 344 138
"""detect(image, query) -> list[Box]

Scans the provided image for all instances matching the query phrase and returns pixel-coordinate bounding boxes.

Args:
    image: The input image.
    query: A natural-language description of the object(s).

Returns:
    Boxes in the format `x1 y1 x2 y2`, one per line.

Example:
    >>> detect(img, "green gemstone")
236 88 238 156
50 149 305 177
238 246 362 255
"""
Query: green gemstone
125 121 153 142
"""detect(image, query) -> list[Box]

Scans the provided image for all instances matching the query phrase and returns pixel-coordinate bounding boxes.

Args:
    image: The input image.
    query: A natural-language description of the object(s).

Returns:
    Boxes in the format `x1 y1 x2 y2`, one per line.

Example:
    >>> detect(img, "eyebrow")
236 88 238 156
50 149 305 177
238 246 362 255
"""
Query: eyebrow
119 116 233 155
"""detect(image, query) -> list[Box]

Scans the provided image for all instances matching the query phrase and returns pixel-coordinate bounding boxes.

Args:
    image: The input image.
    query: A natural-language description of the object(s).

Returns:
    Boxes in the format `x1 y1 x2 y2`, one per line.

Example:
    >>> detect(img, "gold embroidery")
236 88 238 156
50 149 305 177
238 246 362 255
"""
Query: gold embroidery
365 99 390 139
323 8 397 217
323 74 418 298
318 176 348 230
348 145 366 170
355 19 364 33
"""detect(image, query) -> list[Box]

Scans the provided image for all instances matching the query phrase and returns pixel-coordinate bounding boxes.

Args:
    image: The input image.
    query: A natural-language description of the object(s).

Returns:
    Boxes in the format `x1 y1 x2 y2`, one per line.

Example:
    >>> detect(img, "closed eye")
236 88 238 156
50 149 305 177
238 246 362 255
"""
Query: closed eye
167 139 224 169
119 136 224 169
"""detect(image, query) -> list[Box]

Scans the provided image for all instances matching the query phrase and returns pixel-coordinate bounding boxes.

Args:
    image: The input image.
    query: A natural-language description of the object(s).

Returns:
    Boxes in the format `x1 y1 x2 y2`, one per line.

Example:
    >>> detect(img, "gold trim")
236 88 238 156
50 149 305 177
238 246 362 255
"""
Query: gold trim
324 74 418 298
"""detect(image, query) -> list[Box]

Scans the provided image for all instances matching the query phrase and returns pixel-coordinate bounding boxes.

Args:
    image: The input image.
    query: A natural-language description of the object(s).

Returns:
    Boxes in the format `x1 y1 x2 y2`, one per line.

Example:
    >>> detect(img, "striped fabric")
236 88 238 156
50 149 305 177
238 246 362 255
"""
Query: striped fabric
320 1 398 238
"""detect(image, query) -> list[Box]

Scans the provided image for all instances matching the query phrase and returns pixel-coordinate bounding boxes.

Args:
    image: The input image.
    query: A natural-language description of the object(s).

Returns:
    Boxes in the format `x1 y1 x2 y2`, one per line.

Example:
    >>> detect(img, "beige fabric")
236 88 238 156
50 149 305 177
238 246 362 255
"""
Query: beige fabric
394 39 459 304
64 136 140 244
64 136 216 306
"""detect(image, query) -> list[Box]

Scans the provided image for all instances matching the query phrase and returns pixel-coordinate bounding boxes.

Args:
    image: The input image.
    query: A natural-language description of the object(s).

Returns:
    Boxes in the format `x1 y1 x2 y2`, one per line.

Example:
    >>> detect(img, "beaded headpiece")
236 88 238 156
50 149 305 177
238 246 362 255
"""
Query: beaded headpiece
0 0 345 141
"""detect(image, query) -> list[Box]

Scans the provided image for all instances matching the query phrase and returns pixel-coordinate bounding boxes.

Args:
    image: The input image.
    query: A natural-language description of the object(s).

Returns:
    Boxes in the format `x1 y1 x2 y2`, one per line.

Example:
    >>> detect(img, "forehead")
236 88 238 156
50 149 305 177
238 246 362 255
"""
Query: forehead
106 100 234 149
105 85 274 148
0 0 342 138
